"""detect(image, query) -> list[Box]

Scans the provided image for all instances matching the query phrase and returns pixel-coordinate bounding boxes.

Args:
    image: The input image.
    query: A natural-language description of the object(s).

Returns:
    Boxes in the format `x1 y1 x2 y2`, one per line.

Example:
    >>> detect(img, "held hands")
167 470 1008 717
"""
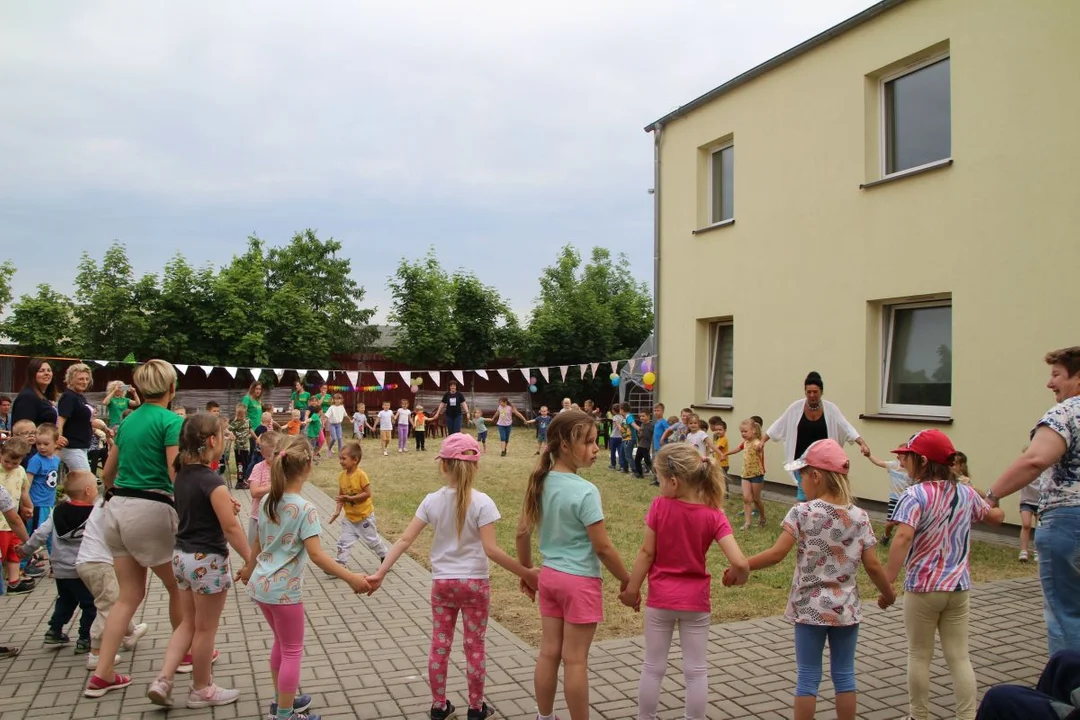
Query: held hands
236 564 254 585
877 586 897 610
519 578 536 602
722 565 749 587
618 588 641 612
520 567 540 594
365 573 384 595
230 498 242 516
346 572 370 595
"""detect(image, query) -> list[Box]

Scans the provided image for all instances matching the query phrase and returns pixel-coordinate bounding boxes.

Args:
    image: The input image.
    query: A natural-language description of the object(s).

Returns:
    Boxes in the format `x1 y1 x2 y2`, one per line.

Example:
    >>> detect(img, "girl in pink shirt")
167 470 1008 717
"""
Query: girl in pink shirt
620 443 750 720
246 432 280 546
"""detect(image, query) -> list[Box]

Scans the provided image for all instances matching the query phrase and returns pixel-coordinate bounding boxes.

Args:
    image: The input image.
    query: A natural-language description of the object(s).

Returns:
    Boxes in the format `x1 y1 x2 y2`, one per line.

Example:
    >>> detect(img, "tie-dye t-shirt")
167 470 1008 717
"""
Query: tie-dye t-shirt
782 499 876 626
249 492 322 605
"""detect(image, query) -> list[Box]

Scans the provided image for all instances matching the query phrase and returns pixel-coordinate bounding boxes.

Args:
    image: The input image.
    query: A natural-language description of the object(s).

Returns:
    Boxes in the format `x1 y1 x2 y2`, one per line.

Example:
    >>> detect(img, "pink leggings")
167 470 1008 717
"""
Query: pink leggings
257 601 306 694
430 579 490 710
638 607 711 720
398 425 409 450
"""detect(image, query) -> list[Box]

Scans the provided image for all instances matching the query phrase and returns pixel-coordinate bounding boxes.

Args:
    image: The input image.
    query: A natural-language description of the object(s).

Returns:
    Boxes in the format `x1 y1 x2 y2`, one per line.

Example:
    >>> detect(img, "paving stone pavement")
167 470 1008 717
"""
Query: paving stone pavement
0 484 1049 720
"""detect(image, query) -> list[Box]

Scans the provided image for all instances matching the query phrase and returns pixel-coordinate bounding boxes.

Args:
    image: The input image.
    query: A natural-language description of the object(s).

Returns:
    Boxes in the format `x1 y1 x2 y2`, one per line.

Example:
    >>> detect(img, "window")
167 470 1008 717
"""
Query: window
882 301 952 415
709 144 734 223
883 55 951 175
707 321 734 404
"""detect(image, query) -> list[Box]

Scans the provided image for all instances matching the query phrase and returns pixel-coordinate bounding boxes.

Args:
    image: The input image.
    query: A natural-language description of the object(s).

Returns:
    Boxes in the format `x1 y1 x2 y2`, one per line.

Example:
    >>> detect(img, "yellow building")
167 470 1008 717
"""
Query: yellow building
645 0 1080 522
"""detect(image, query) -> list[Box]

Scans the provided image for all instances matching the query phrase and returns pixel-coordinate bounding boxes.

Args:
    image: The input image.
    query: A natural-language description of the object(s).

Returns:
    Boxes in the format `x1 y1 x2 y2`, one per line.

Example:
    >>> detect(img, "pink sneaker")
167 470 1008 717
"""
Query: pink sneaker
186 682 240 708
177 648 219 674
84 673 132 698
147 675 174 706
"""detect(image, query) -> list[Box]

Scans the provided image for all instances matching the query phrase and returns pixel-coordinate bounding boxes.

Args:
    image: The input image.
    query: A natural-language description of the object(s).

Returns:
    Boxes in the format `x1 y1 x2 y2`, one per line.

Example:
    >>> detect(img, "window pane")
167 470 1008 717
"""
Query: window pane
711 146 734 222
886 305 951 407
885 58 950 173
710 323 734 399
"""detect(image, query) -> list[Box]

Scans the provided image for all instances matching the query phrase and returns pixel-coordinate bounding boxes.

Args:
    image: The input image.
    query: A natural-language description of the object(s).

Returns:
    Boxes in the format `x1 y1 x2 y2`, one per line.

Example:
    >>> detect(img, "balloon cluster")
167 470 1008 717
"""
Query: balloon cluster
609 373 620 387
529 375 537 393
409 377 425 394
640 359 656 391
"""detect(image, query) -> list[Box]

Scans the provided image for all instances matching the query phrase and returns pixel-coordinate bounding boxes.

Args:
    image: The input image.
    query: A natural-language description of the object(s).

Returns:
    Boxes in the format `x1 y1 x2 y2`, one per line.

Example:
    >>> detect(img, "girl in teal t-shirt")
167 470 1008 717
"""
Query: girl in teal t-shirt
516 409 630 720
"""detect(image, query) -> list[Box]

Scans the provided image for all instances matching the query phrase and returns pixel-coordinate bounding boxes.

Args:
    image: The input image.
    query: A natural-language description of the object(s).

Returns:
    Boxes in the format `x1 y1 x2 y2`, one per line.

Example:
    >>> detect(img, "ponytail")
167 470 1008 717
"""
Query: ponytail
522 449 553 531
173 413 221 473
267 435 313 523
521 409 597 529
443 458 478 538
654 442 726 508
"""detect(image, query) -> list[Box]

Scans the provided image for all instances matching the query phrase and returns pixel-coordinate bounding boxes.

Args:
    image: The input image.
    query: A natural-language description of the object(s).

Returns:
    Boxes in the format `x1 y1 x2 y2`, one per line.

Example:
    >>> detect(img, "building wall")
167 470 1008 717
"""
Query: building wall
654 0 1080 523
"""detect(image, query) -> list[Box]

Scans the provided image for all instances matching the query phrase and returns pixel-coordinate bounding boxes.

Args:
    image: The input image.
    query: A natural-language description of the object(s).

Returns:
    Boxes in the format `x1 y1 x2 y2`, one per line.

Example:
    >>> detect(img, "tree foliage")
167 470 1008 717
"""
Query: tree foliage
0 260 14 316
0 284 78 356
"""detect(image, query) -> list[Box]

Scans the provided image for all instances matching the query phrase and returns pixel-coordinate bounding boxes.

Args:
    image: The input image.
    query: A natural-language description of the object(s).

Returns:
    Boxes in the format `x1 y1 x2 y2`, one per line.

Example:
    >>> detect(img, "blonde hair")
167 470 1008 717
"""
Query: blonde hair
522 410 596 530
803 467 855 506
740 417 763 440
443 458 479 537
266 435 313 523
64 363 93 389
173 413 222 471
259 430 282 453
107 380 124 394
1 437 30 459
654 443 726 508
134 359 176 398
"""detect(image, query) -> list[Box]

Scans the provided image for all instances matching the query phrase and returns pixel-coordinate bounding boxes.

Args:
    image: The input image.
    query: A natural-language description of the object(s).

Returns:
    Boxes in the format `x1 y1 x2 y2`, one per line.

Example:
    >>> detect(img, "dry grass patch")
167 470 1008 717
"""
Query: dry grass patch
310 433 1036 646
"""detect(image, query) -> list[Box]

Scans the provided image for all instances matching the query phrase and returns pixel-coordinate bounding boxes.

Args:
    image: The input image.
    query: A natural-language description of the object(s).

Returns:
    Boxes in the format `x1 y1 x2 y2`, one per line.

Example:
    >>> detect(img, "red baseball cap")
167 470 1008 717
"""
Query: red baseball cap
891 429 956 465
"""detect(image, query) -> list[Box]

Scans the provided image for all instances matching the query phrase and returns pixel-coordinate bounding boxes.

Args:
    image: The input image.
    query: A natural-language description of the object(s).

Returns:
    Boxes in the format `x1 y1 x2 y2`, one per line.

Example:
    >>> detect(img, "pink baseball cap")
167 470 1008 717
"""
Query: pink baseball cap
784 439 851 474
436 433 481 462
891 429 955 465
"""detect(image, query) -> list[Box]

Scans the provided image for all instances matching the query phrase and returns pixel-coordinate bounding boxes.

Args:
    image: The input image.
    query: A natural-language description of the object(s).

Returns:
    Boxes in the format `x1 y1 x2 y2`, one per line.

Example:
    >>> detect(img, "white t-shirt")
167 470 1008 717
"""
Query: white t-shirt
377 409 395 431
687 430 709 458
396 408 412 426
76 499 113 566
325 405 346 424
416 486 500 580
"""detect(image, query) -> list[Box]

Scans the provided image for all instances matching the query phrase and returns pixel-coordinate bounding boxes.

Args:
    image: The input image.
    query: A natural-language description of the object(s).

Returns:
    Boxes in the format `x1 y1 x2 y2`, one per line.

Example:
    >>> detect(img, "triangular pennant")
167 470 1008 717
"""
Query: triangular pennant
297 370 308 383
223 366 238 379
627 358 637 375
474 369 489 381
174 364 189 375
589 362 600 378
497 368 509 383
519 368 531 383
539 367 550 383
427 371 441 388
399 370 411 386
609 361 619 375
559 365 569 380
273 368 285 382
121 352 137 364
373 371 385 387
311 369 324 382
452 370 464 386
199 365 214 377
346 371 359 387
248 368 262 381
93 360 110 367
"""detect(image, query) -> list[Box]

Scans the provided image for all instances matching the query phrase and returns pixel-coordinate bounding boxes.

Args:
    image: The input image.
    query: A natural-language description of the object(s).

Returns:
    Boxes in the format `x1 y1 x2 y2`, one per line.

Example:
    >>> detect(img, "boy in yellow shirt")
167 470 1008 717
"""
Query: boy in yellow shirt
328 441 387 568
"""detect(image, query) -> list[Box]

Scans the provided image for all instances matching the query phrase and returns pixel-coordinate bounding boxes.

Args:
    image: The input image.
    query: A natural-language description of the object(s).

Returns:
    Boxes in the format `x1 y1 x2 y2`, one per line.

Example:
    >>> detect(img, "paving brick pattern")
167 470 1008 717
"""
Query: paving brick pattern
0 484 1048 720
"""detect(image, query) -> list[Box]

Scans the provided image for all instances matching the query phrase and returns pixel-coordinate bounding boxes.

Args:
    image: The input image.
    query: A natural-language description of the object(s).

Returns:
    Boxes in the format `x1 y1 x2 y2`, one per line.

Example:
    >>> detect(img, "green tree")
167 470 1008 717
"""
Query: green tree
0 260 14 316
450 271 524 369
73 242 159 359
147 254 221 363
213 237 271 366
0 284 78 356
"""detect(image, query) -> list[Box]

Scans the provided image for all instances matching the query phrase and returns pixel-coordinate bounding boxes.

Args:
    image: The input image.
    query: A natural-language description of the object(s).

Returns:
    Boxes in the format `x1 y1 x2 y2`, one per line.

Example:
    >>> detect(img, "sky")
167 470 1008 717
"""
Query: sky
0 0 875 322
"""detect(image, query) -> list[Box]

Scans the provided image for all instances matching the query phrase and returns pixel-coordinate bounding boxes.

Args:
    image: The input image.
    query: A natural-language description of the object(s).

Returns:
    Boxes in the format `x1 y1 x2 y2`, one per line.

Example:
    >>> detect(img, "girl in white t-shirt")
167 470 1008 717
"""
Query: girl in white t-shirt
324 394 347 457
366 433 539 720
685 414 716 459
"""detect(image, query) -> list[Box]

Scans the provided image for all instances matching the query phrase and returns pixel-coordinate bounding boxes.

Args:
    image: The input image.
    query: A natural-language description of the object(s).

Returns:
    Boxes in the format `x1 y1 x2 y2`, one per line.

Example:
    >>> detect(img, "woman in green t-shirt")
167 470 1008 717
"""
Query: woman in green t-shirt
290 380 311 422
102 380 142 430
242 381 264 431
314 384 333 413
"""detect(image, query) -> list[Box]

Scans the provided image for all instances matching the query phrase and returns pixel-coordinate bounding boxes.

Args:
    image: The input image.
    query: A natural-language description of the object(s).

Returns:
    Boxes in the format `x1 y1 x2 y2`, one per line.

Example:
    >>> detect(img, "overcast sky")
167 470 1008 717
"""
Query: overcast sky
0 0 874 321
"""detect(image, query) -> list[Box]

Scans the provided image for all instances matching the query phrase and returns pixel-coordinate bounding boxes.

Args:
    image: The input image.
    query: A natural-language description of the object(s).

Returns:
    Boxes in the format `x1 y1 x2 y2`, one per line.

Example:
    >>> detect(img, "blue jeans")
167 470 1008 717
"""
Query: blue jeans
794 623 859 697
446 415 463 435
1035 506 1080 655
792 470 807 501
619 440 632 470
609 437 624 469
328 423 343 451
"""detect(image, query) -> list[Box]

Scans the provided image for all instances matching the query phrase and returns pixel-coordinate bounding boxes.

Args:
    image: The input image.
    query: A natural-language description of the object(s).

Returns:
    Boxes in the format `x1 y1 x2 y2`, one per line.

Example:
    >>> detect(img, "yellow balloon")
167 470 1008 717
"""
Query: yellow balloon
642 371 656 385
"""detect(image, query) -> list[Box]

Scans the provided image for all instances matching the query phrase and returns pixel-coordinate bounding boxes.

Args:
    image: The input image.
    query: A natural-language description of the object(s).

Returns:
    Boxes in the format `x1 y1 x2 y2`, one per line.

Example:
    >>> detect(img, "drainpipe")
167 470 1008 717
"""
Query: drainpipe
651 124 663 400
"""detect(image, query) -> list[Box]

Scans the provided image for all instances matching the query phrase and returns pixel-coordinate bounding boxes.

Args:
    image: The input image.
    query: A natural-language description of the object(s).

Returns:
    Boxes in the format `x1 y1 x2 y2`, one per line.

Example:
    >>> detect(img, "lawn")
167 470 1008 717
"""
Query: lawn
309 431 1037 646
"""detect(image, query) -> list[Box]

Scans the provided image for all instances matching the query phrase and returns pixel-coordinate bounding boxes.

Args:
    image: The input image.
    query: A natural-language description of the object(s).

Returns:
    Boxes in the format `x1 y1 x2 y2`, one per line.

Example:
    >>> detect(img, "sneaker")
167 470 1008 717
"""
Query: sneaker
177 648 220 674
280 713 320 720
85 673 132 698
1018 550 1029 562
269 693 313 718
0 646 19 659
44 629 70 645
398 448 402 453
383 451 388 456
75 637 91 654
7 578 35 594
186 682 240 708
1033 551 1039 562
500 450 507 457
24 564 46 578
85 651 122 671
147 675 174 706
430 701 456 720
122 623 149 650
468 704 495 720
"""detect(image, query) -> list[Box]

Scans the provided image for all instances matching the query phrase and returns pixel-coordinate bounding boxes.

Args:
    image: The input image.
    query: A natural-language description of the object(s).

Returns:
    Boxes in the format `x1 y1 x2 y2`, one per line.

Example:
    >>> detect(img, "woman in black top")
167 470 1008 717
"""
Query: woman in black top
11 358 59 427
432 381 470 435
57 363 101 473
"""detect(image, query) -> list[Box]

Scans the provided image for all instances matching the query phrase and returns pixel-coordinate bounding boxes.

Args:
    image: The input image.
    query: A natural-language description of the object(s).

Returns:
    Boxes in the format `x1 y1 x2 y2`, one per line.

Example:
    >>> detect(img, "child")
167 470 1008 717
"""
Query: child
525 406 552 455
285 410 302 436
685 414 716 459
147 413 252 708
620 443 749 720
1018 463 1044 562
708 417 729 474
247 432 282 548
396 399 412 454
658 408 692 445
515 410 631 720
11 419 38 469
0 479 31 658
20 472 100 652
367 433 539 720
621 402 638 472
325 394 346 457
744 439 895 720
377 401 395 456
238 435 370 720
328 441 387 567
413 404 427 452
351 404 367 440
229 404 252 484
884 430 1005 720
26 423 61 555
471 409 488 451
727 418 766 530
865 451 912 546
609 403 627 472
951 450 973 484
303 403 322 462
0 437 34 594
490 397 527 457
634 412 654 479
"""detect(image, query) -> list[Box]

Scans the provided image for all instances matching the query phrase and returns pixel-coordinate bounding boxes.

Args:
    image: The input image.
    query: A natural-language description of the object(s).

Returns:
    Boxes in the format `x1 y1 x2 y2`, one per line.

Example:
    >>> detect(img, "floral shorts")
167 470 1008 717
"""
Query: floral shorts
173 550 232 595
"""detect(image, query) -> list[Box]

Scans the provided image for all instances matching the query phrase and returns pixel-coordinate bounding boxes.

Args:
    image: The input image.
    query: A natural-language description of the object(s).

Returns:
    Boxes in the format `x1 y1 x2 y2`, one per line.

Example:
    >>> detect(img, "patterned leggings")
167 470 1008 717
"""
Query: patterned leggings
429 579 490 710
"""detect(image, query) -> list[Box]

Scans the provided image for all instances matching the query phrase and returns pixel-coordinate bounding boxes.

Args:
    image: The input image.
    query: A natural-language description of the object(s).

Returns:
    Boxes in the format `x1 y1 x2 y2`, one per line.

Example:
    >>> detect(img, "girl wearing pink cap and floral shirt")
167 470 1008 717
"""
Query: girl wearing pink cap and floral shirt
745 439 895 720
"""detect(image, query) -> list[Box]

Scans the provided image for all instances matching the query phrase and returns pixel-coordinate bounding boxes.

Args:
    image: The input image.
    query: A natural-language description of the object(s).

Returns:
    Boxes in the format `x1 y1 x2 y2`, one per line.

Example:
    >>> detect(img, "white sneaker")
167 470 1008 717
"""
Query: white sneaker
122 623 149 651
186 681 239 708
1019 550 1030 562
85 651 122 670
383 450 388 456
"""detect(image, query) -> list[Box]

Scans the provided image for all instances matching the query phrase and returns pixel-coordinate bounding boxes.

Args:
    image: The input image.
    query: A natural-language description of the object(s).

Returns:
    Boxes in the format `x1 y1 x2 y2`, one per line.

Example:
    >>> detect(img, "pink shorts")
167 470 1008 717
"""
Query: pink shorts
538 566 603 624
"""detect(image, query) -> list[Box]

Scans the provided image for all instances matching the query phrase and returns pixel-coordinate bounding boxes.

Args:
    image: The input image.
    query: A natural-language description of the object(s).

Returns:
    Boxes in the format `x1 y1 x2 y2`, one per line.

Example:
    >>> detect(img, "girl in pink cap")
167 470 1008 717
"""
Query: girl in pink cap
366 433 539 720
743 439 895 720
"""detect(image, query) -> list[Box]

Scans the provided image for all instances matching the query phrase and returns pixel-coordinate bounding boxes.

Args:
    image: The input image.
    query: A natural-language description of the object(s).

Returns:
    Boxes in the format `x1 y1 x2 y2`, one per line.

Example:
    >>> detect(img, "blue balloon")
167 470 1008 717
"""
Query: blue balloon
529 384 538 392
610 377 620 387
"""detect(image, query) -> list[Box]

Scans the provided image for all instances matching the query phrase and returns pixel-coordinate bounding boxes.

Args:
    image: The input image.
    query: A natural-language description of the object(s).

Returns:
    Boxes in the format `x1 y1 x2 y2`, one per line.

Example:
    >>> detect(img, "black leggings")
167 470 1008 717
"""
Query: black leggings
635 446 652 476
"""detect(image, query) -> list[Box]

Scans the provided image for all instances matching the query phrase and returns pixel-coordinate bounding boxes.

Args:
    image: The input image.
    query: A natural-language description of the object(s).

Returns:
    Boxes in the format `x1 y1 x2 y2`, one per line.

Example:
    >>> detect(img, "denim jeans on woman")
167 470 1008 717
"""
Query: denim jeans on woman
1035 506 1080 655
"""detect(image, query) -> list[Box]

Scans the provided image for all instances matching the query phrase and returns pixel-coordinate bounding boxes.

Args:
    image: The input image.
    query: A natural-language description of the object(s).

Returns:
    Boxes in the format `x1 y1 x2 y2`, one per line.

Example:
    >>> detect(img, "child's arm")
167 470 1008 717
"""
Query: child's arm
866 454 890 469
18 515 53 557
305 535 370 594
210 485 251 564
622 527 657 610
704 435 717 457
726 444 743 456
746 529 796 570
585 520 631 589
980 504 1006 527
718 534 750 586
367 516 428 592
884 523 915 584
513 408 528 423
479 523 539 591
2 509 29 543
659 426 674 444
515 516 537 599
19 484 32 519
328 500 344 524
237 534 262 584
863 546 896 609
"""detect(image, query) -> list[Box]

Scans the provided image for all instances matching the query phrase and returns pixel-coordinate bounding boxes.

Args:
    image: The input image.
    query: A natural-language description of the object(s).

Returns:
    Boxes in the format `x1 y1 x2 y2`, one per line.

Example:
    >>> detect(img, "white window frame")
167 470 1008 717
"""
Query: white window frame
881 300 952 417
879 51 951 178
706 321 734 405
708 142 734 225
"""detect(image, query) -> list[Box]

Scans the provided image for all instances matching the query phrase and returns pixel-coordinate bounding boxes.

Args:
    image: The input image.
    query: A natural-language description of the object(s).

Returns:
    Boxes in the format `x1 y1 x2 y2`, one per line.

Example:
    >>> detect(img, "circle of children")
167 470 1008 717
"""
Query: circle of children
0 354 1076 720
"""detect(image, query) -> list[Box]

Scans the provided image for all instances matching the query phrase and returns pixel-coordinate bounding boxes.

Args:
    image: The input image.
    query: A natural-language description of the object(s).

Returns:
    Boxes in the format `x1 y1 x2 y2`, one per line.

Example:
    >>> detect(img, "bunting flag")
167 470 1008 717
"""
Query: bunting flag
609 360 619 375
297 370 308 381
93 360 110 367
451 370 464 385
121 352 137 364
627 358 637 375
373 371 385 387
578 364 588 378
427 371 441 388
399 370 411 386
519 368 531 383
314 369 327 382
274 368 286 382
559 365 569 380
199 365 214 376
539 367 549 382
497 368 509 383
174 364 189 375
589 362 600 378
474 369 488 381
223 366 238 379
346 371 359 387
248 368 263 381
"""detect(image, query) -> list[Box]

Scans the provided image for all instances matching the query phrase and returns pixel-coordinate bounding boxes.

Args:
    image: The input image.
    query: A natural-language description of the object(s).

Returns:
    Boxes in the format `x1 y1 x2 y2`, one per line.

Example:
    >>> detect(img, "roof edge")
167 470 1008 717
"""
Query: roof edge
644 0 910 132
